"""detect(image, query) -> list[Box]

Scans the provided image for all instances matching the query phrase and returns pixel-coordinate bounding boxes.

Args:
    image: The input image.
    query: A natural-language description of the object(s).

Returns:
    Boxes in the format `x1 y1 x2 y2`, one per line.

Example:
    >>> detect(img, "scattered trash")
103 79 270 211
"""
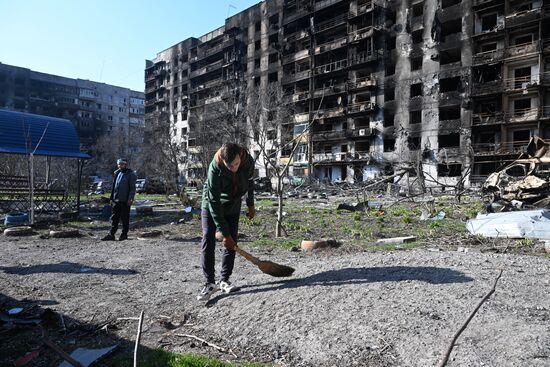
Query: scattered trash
376 236 416 245
136 230 162 240
14 349 41 366
466 209 550 240
135 206 153 215
3 226 33 237
8 307 24 315
420 211 445 220
49 229 80 238
301 239 342 251
4 212 29 226
58 345 118 367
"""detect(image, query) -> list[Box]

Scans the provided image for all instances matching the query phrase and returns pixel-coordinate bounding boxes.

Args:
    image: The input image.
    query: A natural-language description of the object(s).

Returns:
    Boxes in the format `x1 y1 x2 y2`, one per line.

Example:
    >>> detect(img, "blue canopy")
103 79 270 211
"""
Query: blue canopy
0 109 90 158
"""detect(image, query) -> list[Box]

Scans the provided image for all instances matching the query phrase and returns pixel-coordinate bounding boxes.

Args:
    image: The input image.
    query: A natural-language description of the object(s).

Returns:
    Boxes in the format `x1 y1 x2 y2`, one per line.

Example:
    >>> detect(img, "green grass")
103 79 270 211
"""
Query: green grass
104 349 266 367
251 238 301 249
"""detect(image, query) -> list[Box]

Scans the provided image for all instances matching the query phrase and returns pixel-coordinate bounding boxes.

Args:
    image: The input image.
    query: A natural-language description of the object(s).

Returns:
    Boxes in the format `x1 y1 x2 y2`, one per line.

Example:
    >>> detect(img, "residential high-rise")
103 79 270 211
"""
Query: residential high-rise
145 0 550 187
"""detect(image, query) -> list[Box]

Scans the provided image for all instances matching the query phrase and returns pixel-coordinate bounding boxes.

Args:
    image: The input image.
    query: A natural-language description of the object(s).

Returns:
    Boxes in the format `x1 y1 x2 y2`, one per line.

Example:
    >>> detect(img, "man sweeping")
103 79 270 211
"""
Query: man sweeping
197 143 255 301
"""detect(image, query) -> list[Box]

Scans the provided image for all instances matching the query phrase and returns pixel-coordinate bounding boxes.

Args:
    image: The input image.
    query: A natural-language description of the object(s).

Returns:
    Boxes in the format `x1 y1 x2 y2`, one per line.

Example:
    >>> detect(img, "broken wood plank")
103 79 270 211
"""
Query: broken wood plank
376 236 416 245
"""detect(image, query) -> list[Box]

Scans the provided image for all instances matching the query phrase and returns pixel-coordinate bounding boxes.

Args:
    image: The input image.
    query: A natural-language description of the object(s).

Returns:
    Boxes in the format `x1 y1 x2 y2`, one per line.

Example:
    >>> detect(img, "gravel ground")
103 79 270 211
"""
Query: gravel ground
0 233 549 367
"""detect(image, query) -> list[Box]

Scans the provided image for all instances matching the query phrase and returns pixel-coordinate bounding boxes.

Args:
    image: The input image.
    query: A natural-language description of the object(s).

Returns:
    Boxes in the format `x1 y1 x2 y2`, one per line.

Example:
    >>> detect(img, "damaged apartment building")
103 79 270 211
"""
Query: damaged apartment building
145 0 550 186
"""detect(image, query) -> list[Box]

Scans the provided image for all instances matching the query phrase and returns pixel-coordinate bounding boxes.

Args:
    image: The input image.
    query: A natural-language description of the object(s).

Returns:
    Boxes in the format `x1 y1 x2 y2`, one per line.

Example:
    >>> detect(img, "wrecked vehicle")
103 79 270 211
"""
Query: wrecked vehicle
482 136 550 208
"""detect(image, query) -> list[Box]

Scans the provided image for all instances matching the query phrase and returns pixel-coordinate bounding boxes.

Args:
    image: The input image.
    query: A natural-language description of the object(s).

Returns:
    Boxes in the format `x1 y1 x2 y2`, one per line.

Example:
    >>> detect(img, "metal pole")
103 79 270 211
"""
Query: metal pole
29 153 34 225
76 159 82 216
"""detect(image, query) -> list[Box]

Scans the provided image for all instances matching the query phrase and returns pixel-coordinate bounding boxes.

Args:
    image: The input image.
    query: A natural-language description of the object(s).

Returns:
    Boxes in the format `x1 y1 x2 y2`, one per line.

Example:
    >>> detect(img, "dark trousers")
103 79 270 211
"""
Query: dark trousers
201 209 239 284
109 202 130 236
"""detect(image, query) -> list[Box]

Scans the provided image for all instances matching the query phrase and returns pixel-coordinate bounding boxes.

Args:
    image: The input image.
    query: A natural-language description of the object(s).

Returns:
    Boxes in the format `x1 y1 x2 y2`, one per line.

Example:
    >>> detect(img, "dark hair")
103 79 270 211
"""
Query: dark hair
220 143 241 162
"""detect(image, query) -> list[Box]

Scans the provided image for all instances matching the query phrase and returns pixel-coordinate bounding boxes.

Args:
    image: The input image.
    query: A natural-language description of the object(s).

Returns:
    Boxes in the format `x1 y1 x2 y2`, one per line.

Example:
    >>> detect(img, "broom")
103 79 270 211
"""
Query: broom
234 245 294 277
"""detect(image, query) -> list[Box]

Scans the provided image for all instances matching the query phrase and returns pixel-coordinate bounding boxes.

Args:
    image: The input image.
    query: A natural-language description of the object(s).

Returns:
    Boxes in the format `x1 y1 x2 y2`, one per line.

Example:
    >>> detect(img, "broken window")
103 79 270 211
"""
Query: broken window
480 42 497 52
255 21 261 32
254 58 261 69
324 145 332 153
408 136 421 150
255 40 261 50
384 111 394 127
384 138 395 152
410 110 422 124
386 63 396 76
513 129 530 142
438 133 460 147
412 1 424 17
388 37 396 50
356 141 370 152
514 34 533 45
474 64 501 83
440 77 461 92
385 87 395 101
412 29 423 44
440 48 461 65
410 83 422 97
442 0 461 8
440 19 462 40
269 53 279 64
268 72 278 83
513 98 531 116
438 163 462 177
411 56 423 71
481 13 497 32
439 105 461 120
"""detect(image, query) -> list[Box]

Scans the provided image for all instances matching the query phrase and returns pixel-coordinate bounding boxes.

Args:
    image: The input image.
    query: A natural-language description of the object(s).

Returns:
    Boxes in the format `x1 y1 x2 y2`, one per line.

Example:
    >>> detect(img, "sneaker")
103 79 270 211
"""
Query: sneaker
197 283 217 301
101 234 115 241
219 280 237 293
119 234 128 241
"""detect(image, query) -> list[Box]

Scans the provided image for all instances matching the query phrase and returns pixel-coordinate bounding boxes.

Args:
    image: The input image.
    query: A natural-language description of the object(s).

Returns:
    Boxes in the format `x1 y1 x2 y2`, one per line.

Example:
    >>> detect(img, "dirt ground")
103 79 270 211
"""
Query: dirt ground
1 196 549 366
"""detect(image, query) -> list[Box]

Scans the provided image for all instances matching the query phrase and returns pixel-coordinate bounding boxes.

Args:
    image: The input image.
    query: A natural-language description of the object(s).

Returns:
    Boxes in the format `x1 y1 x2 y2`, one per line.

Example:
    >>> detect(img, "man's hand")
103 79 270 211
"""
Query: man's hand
128 200 133 207
246 206 256 219
223 236 236 251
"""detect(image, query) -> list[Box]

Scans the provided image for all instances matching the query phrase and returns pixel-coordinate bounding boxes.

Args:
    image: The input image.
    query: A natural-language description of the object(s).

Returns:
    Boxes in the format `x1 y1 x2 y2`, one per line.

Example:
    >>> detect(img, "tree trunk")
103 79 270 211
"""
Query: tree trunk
275 176 283 238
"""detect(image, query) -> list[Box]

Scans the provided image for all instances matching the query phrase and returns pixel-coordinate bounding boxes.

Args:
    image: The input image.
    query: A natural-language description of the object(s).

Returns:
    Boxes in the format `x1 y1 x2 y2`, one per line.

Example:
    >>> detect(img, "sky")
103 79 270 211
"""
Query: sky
0 0 261 92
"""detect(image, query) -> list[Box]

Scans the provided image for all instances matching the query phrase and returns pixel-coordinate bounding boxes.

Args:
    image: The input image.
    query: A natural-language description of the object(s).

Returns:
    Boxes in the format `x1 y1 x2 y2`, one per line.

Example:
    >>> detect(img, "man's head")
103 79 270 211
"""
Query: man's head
220 143 241 173
117 158 128 170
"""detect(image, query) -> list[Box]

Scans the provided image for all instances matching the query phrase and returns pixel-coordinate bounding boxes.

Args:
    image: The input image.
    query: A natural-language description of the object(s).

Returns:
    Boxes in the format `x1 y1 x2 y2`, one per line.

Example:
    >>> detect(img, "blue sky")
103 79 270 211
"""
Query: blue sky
0 0 260 92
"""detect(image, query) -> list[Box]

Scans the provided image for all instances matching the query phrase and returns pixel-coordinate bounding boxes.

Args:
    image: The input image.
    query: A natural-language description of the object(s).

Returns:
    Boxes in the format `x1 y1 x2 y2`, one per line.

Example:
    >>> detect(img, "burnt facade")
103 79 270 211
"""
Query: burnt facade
145 0 550 186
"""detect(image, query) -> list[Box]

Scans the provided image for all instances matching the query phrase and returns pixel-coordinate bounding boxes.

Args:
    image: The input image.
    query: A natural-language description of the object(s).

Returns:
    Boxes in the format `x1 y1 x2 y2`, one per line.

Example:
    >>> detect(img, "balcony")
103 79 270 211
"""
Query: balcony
472 112 504 126
472 0 502 8
348 75 376 90
312 129 350 141
505 41 540 59
472 140 529 156
284 30 309 43
349 50 384 66
319 106 345 119
505 6 541 28
292 91 310 102
198 38 235 59
314 14 347 33
348 26 374 44
503 74 540 92
349 1 374 18
504 107 540 123
189 59 224 78
314 0 344 11
283 3 311 25
294 112 310 123
471 80 504 96
313 152 348 163
283 49 310 64
315 37 347 54
347 101 376 114
437 3 462 23
472 49 504 65
282 69 311 84
314 59 347 75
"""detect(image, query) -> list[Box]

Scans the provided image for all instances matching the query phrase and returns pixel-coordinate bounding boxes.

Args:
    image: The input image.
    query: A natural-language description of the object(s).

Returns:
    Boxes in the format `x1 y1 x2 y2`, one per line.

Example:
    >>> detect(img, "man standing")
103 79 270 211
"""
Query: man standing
101 158 137 241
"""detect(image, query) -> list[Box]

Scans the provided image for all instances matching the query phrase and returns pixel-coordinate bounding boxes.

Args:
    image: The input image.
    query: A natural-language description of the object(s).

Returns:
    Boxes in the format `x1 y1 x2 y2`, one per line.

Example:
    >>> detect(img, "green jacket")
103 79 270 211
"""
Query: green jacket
201 149 255 237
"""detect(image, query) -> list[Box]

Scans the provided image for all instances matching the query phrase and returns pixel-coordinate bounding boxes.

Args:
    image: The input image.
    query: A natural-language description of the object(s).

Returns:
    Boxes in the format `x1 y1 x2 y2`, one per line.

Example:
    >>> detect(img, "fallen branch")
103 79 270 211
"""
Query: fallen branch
174 333 237 358
437 269 503 367
134 311 144 367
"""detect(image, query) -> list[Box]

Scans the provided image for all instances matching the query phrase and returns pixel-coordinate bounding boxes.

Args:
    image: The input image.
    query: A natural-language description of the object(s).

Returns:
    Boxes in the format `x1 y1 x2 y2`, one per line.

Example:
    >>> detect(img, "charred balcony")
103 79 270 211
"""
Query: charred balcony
314 14 347 34
348 0 376 19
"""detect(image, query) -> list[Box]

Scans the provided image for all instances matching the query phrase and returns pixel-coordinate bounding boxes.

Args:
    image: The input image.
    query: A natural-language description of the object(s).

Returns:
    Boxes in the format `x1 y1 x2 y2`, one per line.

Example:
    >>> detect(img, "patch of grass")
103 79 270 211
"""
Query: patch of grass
351 212 362 221
240 216 262 226
105 349 266 367
402 215 413 224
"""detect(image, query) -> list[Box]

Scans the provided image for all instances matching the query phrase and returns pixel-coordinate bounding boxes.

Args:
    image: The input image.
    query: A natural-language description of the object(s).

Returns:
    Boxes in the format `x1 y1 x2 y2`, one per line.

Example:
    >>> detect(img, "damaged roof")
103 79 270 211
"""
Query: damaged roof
0 109 90 158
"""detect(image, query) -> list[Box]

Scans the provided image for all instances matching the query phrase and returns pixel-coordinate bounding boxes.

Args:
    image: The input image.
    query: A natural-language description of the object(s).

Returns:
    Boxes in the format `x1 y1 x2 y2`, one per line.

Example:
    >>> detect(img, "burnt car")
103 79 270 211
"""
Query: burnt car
482 136 550 208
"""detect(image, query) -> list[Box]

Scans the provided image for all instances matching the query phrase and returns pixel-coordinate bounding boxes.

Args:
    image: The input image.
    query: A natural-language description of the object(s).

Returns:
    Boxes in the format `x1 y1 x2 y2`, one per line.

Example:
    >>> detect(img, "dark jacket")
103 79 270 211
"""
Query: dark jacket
110 168 137 203
201 147 255 236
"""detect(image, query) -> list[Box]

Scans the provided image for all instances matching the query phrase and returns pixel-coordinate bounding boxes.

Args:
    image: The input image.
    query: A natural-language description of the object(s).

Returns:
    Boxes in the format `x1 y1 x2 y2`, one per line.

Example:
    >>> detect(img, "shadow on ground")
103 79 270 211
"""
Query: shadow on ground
0 262 137 276
207 266 473 305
